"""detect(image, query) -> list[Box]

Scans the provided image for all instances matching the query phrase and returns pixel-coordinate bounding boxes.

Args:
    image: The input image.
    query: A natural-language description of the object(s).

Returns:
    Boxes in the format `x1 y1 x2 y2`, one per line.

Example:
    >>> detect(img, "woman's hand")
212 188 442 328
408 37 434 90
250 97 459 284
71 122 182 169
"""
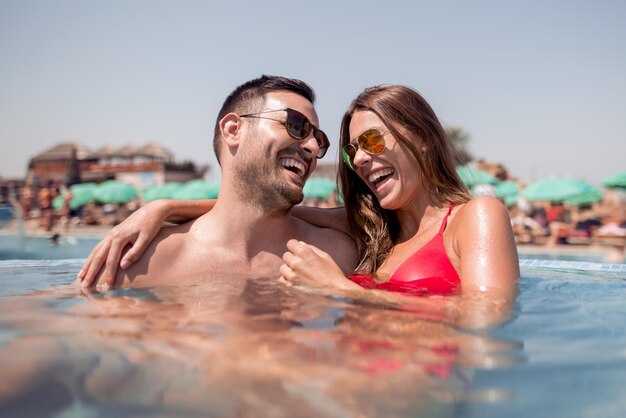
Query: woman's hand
77 200 170 288
280 240 362 290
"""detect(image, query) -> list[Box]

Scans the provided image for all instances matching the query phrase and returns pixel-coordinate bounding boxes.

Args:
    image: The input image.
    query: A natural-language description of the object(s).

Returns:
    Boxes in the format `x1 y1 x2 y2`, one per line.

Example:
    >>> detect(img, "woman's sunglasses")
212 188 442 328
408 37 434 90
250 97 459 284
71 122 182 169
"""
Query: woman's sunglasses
239 108 330 159
341 129 388 171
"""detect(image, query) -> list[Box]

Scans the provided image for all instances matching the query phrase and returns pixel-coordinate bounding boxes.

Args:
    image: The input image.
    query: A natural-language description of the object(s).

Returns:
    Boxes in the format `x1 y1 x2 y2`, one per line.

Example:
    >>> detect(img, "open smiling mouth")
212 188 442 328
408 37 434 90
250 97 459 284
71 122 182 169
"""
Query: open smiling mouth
368 168 394 186
280 157 307 179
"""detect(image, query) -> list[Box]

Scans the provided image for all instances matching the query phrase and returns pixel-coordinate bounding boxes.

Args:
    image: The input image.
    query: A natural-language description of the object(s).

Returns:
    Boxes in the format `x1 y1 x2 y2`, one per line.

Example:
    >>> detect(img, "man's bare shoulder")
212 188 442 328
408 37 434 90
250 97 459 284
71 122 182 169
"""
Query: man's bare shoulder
114 222 195 287
294 217 358 272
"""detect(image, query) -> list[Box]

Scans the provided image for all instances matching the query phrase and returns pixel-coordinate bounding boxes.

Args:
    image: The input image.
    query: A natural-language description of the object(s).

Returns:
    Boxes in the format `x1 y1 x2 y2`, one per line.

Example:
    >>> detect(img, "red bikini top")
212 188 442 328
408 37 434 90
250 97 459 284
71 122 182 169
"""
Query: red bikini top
348 204 461 296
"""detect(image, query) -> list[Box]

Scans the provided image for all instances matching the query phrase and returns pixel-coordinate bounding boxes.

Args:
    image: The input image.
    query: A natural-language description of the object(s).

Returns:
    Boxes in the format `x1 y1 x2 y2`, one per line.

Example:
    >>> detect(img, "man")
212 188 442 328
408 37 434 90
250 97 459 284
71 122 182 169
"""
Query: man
81 75 357 288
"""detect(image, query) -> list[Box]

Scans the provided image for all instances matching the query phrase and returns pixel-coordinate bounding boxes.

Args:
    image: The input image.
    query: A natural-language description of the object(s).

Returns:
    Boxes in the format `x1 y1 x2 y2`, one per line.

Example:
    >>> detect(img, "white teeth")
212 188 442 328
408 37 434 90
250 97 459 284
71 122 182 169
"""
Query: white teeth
280 158 306 177
368 168 394 184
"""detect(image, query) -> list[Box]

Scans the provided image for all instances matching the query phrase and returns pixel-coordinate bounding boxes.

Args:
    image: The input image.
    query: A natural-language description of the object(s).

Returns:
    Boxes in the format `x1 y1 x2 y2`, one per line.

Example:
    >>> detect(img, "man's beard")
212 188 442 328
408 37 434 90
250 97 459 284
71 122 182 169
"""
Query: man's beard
234 149 304 214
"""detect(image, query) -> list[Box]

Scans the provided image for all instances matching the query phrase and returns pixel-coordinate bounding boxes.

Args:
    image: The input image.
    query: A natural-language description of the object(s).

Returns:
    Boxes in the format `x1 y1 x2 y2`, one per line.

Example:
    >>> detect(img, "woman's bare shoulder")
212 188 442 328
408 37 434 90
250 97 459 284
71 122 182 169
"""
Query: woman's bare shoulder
454 196 509 223
447 196 512 250
451 196 519 294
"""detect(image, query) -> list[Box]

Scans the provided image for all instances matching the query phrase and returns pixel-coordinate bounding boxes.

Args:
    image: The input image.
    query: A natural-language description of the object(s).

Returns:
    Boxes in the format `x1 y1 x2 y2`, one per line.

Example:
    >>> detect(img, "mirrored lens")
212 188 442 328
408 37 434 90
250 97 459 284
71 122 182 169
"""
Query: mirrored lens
286 109 329 158
341 130 386 170
360 130 386 153
341 147 356 170
285 111 309 139
315 132 329 157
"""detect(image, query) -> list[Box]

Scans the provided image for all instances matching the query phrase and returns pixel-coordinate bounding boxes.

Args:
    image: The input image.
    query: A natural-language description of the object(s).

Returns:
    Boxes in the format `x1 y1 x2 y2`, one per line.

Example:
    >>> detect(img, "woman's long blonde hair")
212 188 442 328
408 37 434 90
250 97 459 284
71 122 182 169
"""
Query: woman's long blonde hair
338 85 470 272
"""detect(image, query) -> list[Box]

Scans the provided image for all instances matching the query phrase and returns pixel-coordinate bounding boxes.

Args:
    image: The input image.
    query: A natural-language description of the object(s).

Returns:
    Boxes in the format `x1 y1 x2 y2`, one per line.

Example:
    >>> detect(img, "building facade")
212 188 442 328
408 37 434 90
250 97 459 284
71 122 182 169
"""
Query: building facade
27 141 207 189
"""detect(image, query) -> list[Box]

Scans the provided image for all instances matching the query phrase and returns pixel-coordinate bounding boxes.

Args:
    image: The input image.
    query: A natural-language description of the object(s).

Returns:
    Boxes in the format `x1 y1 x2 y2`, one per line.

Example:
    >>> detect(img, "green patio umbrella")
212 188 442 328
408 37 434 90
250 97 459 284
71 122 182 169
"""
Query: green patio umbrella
564 188 603 205
183 179 211 188
172 180 220 200
456 166 499 187
602 172 626 190
94 180 138 204
494 180 520 198
141 182 184 201
504 195 519 207
52 183 98 209
303 178 337 199
522 178 600 203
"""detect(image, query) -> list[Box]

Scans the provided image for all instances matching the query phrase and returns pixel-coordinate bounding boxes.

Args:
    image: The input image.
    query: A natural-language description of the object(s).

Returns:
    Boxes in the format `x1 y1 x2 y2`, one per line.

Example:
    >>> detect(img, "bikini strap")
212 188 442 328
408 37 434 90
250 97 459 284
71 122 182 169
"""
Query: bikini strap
437 203 455 235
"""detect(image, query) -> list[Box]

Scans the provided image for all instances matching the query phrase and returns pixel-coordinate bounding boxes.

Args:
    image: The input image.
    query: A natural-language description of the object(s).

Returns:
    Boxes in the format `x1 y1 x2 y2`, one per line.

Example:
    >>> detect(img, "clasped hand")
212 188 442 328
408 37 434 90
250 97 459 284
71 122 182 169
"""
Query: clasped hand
280 239 359 291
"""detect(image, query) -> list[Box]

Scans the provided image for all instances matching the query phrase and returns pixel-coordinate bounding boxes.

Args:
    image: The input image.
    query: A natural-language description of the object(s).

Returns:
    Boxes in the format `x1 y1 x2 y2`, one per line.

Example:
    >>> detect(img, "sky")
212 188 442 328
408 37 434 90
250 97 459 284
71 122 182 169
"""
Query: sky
1 0 624 186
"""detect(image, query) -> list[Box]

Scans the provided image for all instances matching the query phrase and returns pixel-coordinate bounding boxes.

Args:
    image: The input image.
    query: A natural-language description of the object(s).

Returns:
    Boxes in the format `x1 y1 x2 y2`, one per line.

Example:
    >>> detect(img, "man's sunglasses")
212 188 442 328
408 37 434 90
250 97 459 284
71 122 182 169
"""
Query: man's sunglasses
239 108 330 159
341 129 388 171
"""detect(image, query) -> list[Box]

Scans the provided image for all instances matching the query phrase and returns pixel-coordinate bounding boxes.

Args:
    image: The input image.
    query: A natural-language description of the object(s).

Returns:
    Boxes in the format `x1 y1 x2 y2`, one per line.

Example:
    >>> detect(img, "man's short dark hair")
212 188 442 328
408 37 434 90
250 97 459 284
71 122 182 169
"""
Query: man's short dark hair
212 75 316 164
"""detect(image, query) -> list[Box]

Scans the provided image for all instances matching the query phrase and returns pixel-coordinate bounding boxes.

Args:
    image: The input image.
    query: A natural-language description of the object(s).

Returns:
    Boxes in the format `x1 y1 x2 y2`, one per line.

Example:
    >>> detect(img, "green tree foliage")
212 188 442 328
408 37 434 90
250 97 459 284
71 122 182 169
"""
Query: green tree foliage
445 126 473 165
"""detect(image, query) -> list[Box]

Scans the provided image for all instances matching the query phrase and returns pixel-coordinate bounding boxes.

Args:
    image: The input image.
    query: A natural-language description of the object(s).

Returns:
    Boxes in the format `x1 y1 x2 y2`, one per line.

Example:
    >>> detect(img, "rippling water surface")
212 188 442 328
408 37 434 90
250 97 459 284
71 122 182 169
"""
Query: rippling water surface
0 259 624 417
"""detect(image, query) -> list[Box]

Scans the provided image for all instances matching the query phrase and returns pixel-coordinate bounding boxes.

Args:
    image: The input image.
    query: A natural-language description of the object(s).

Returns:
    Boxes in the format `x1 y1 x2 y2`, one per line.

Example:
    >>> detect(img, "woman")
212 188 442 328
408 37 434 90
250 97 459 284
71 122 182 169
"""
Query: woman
78 85 518 298
280 85 518 296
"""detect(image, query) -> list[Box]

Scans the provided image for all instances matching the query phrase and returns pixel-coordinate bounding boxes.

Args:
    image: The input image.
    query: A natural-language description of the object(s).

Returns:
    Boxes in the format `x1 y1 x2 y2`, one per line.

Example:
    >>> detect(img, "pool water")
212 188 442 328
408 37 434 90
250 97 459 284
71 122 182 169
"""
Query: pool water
0 233 102 260
0 259 624 417
0 205 14 227
3 233 621 264
521 252 607 263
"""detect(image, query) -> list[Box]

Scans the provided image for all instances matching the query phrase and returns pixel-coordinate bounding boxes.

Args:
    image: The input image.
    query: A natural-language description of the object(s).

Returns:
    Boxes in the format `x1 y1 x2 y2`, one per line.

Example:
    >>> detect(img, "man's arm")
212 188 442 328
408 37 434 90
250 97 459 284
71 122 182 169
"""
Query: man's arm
95 223 188 290
78 199 214 288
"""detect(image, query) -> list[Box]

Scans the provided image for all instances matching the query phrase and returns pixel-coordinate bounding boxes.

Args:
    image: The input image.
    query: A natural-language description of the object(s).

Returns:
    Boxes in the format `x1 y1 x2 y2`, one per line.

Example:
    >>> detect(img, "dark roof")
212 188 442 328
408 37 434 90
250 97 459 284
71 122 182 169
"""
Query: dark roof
86 145 114 159
136 142 173 160
89 142 173 160
113 144 138 157
33 141 175 162
31 142 91 162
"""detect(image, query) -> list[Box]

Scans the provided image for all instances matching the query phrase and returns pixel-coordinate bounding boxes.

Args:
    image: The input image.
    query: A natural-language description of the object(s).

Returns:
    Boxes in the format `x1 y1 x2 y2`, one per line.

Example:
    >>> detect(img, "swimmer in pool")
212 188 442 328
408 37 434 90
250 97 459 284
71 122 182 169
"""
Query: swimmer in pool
77 75 358 289
79 84 518 301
